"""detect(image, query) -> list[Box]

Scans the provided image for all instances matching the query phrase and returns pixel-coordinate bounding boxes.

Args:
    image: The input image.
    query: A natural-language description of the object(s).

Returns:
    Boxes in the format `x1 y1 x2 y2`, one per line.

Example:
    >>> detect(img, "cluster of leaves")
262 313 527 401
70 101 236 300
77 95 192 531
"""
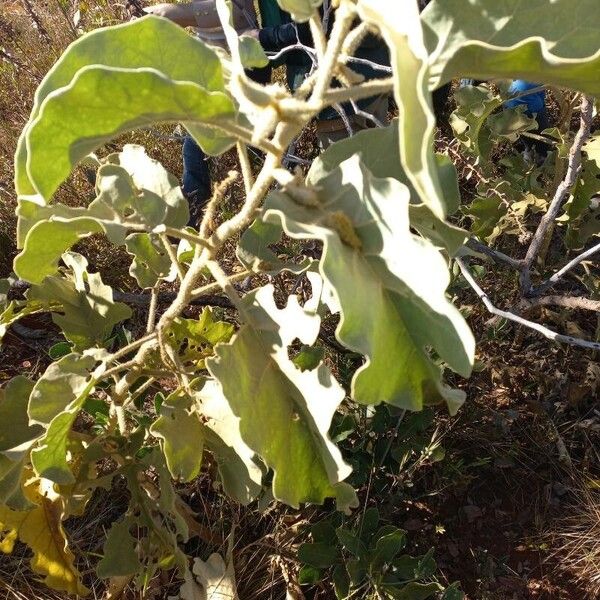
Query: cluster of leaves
298 507 461 599
2 0 600 596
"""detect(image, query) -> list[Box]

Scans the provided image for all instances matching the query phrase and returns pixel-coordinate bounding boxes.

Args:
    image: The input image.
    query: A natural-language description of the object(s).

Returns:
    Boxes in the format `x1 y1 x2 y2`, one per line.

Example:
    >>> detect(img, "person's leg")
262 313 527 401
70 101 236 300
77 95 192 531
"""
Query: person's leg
182 135 211 226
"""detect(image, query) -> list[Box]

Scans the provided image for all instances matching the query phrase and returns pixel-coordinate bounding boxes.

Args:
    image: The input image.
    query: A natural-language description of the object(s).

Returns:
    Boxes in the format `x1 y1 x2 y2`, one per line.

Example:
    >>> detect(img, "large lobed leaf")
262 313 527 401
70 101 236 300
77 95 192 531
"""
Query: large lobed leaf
15 15 234 203
0 377 42 510
423 0 600 95
307 120 467 254
29 352 97 484
15 145 188 286
244 156 474 413
205 285 356 510
356 0 450 221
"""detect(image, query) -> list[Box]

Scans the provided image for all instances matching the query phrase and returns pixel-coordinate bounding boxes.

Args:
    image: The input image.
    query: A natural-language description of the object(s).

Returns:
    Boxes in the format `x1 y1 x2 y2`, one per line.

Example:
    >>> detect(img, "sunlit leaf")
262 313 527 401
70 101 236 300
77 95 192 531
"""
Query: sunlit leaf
15 15 231 199
307 121 466 253
0 477 89 595
29 353 97 484
255 156 474 413
206 286 356 509
150 392 204 483
27 252 132 350
357 0 447 220
423 0 600 96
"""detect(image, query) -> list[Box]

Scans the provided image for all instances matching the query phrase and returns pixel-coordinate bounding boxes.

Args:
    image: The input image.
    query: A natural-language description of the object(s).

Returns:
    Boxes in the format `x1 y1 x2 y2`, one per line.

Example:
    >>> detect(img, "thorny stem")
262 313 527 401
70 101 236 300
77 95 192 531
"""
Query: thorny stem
200 169 239 238
146 285 159 334
520 96 593 295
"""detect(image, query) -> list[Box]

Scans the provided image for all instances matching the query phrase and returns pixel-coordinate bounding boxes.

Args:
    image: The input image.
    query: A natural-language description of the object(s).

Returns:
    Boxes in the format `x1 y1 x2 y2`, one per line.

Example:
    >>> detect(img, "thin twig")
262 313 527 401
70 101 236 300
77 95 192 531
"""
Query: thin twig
520 96 593 294
146 285 159 334
533 241 600 296
457 257 600 352
159 234 185 283
522 295 600 313
466 239 524 270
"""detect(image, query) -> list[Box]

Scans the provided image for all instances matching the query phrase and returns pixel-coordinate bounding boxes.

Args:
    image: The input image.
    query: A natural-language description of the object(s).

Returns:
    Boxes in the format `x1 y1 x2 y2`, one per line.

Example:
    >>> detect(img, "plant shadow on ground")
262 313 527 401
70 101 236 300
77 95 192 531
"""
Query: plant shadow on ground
1 2 599 599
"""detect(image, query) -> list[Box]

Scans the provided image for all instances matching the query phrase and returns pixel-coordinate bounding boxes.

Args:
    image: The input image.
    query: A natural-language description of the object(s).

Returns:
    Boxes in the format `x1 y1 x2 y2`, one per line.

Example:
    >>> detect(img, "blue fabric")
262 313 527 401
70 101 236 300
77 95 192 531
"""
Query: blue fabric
505 80 546 115
182 136 211 202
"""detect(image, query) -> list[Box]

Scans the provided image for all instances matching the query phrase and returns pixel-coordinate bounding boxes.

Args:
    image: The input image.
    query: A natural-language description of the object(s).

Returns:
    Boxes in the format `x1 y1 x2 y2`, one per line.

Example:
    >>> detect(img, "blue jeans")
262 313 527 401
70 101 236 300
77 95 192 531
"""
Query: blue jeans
182 136 211 205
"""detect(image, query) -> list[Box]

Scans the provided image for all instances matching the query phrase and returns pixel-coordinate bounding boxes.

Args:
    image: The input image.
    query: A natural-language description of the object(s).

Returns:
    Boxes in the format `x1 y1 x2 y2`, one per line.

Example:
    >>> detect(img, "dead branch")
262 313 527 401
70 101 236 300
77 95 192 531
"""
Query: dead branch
521 295 600 313
456 257 600 352
532 240 600 297
520 96 594 295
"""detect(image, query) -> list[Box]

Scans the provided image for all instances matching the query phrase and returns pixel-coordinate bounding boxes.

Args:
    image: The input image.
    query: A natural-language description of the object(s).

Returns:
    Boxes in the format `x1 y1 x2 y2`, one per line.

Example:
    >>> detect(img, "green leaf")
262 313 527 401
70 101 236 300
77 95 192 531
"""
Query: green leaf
450 85 502 160
27 253 132 349
25 66 234 203
423 0 600 97
29 353 96 484
357 1 447 220
125 233 172 289
311 520 338 545
370 529 406 571
0 377 42 510
14 217 103 284
292 345 325 371
307 121 466 253
298 565 323 585
256 156 474 413
346 558 367 586
197 380 264 505
359 507 379 543
0 377 41 452
206 285 357 509
97 518 141 578
166 308 235 370
15 145 189 283
237 219 313 274
239 35 269 69
332 564 350 599
48 342 72 360
336 527 368 559
442 583 464 600
276 0 322 22
16 15 231 199
463 196 508 242
386 582 442 600
298 542 340 568
150 392 204 483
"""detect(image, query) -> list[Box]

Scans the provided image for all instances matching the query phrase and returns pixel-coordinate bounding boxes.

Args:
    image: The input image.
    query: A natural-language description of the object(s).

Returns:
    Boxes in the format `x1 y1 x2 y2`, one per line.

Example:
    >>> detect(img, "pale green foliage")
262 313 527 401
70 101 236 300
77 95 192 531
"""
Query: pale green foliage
424 0 600 95
151 392 205 482
206 285 357 510
245 156 474 413
357 0 449 220
0 377 41 510
307 121 467 254
97 517 141 578
3 0 600 596
277 0 323 22
29 353 96 484
27 253 132 349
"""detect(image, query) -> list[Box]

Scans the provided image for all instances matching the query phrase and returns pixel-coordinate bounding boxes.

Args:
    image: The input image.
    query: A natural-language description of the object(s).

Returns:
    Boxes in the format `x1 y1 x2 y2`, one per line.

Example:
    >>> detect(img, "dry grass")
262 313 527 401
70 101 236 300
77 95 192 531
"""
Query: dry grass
546 482 600 598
